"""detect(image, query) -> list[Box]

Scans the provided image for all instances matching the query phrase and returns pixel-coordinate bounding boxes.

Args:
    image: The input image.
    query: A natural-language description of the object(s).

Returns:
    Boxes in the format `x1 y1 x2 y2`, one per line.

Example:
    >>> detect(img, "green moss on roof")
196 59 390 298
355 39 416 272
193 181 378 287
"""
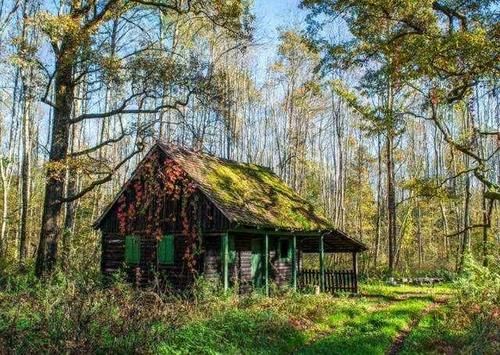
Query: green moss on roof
160 144 333 231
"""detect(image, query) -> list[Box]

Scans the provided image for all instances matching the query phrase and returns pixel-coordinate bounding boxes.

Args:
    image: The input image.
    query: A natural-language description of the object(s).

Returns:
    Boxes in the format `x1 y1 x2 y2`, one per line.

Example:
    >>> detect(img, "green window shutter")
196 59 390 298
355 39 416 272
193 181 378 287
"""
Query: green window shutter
125 235 140 264
158 235 175 265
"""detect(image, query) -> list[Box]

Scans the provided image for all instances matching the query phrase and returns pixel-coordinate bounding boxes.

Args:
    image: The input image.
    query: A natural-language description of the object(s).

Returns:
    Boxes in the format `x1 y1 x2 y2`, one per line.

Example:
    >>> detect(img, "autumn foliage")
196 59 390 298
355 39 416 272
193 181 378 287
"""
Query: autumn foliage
116 154 200 273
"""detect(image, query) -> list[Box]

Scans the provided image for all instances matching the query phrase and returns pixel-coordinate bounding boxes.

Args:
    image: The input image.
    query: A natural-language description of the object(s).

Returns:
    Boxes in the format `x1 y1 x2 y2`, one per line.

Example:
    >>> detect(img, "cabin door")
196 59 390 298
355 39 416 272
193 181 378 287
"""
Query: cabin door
251 238 264 288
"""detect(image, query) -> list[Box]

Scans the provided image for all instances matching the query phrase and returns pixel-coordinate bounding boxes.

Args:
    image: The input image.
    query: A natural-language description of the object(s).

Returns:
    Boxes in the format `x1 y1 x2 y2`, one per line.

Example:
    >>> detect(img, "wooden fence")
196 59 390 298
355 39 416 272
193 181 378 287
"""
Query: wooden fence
298 269 357 293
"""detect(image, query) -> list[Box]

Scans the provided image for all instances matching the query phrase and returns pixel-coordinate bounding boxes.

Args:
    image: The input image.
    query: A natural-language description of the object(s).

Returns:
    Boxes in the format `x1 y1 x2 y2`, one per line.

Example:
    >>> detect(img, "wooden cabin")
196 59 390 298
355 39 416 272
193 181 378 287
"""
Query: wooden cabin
94 143 367 294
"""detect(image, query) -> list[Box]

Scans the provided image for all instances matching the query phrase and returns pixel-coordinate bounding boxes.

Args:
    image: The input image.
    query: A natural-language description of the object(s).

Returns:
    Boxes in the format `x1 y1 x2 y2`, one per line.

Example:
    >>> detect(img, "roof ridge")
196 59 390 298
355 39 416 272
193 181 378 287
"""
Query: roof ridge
156 141 275 173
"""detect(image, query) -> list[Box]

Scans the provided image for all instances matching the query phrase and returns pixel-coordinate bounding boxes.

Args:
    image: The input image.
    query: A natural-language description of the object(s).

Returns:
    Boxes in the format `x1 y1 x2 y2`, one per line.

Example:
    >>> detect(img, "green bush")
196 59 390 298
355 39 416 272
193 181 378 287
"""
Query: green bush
452 255 499 353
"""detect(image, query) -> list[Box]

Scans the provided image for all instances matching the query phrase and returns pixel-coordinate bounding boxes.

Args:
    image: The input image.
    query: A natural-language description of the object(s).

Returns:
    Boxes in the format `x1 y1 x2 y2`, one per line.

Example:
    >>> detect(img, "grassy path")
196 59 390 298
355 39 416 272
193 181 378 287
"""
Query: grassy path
387 299 447 355
296 284 452 355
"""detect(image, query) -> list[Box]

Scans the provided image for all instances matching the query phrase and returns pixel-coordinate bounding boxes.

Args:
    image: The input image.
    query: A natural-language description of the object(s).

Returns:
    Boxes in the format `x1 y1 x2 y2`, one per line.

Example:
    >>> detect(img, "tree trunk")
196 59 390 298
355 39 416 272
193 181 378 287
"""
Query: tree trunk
35 56 74 276
416 204 423 269
386 133 396 274
18 0 33 262
439 202 450 260
459 170 471 272
0 165 9 255
374 133 382 269
62 123 78 269
481 190 490 267
19 87 32 261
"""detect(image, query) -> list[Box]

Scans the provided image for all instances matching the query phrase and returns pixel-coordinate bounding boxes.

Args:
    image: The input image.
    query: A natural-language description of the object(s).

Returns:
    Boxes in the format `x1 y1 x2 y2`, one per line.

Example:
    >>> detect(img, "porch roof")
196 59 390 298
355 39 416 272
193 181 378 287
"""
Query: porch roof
228 227 367 252
299 230 367 253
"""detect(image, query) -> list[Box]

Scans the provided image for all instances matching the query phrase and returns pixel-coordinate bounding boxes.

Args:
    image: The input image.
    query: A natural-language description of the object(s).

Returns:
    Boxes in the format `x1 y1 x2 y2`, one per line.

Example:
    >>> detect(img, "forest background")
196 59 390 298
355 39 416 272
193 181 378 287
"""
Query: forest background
0 0 498 277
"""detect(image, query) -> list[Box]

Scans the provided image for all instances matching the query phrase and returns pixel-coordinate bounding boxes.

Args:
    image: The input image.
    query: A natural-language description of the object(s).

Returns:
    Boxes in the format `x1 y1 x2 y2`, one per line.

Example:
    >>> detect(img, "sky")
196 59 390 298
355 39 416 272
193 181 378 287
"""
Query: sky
252 0 303 44
248 0 305 82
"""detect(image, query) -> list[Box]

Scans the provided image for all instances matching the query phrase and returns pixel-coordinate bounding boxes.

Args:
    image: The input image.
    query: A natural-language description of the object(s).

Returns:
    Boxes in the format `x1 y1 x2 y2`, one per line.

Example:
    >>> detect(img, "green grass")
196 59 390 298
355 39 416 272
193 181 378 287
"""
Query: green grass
399 306 454 355
0 280 463 354
152 284 454 355
157 309 305 354
299 298 429 354
400 304 499 355
296 284 453 355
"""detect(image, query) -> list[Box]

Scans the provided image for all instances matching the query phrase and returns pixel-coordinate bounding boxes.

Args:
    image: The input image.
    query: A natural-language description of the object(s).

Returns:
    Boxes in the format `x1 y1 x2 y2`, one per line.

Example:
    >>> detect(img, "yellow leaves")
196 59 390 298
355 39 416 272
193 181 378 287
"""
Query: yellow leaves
213 0 247 19
100 55 124 86
331 80 377 122
429 87 446 106
277 30 319 63
44 160 66 181
30 12 81 43
331 80 357 104
101 55 122 73
28 2 128 45
44 156 111 181
400 177 450 200
9 35 38 69
393 148 407 163
456 129 476 148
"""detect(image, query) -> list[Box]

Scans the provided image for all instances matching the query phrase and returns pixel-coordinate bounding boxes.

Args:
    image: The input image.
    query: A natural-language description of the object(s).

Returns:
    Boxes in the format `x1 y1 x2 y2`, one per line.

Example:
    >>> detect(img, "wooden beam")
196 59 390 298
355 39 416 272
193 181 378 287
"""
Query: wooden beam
223 233 229 292
352 252 358 293
228 228 321 237
265 233 269 296
319 234 325 292
292 235 297 291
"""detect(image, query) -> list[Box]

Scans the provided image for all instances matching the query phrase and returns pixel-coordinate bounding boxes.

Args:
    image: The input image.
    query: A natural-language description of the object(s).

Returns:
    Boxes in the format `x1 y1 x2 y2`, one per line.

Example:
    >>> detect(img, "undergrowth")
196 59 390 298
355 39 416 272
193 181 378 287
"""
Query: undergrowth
0 260 497 354
401 255 499 355
0 265 340 353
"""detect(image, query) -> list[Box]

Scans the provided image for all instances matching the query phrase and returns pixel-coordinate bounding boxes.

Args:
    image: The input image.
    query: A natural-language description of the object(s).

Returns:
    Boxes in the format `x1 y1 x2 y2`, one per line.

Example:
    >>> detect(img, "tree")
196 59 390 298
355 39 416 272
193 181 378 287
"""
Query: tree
301 0 499 272
301 0 499 199
32 0 251 276
271 29 323 193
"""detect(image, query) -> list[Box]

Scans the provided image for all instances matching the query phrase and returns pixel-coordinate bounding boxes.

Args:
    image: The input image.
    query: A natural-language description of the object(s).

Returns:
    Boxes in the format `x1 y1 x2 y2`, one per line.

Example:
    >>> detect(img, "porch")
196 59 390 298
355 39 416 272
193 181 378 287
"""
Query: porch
298 269 357 293
222 229 366 295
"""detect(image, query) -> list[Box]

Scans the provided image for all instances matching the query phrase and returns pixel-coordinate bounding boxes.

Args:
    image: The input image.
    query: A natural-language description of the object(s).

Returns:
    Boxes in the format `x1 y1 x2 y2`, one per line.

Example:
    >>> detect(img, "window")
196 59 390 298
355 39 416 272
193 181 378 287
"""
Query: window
278 238 291 261
221 234 236 264
158 235 175 265
125 235 140 264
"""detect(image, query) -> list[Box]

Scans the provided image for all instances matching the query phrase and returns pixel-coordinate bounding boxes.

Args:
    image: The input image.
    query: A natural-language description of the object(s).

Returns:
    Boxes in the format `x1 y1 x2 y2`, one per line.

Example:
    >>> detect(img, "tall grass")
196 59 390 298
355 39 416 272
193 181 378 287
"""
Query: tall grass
0 265 342 353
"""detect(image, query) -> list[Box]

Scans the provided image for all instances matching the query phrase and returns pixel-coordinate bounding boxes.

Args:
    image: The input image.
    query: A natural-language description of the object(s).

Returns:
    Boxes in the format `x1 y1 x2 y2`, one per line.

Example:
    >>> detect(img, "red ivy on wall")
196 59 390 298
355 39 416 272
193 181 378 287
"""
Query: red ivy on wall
116 153 201 273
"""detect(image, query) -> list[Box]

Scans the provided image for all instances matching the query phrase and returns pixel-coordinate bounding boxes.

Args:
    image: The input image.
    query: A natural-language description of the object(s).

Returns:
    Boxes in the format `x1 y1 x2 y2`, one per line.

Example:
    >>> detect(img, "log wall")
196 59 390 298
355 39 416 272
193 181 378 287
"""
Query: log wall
98 150 231 288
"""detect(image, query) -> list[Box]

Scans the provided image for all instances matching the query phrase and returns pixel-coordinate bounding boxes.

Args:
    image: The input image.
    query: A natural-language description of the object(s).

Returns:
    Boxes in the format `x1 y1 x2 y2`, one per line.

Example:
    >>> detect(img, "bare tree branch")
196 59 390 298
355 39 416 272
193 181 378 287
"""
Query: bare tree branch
70 89 194 123
57 147 143 204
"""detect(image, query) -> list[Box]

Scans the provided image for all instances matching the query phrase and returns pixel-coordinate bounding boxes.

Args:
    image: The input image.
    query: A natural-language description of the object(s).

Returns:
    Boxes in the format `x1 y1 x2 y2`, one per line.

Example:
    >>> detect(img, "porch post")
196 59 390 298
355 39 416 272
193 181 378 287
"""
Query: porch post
264 233 269 296
319 234 325 292
292 235 297 291
352 252 358 293
223 233 229 292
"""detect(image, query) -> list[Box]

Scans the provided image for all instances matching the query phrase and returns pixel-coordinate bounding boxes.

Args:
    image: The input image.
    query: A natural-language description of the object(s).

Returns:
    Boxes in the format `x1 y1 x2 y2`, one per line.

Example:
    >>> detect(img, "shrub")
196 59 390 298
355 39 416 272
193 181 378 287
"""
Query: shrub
452 255 499 353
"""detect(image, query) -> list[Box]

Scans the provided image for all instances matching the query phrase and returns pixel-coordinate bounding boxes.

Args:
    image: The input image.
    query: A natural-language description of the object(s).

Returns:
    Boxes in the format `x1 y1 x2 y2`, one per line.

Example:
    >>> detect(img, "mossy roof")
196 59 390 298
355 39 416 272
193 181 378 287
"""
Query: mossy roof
158 143 333 231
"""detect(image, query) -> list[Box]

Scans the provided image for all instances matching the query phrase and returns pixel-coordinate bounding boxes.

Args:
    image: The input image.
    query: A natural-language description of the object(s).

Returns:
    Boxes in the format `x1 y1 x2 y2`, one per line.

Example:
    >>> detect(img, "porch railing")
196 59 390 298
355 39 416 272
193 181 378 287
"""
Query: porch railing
298 269 357 293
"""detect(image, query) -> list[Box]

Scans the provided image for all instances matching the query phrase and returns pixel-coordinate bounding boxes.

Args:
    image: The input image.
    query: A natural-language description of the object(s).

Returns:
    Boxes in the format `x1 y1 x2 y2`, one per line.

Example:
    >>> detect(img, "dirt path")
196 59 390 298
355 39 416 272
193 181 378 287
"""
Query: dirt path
387 297 448 355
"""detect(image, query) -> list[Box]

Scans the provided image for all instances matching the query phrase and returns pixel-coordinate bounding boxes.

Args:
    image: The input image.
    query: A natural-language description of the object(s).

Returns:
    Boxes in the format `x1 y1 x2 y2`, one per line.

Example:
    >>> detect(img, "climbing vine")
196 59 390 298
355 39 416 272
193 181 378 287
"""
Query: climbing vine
116 152 201 273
